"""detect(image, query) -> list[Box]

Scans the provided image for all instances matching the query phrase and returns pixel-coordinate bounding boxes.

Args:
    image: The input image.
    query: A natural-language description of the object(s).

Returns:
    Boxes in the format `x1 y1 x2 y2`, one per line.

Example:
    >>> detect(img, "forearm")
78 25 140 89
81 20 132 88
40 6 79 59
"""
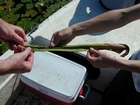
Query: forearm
0 18 7 28
0 18 4 24
0 60 10 75
70 4 140 36
113 58 140 73
70 10 125 35
0 18 5 36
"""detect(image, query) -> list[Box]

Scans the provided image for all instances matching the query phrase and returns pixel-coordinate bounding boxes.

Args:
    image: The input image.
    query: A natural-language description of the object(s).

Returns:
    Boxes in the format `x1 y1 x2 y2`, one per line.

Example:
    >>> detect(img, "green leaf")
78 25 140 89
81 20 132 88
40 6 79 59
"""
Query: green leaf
25 9 36 17
31 11 37 17
35 3 43 13
16 3 24 9
0 6 5 10
0 43 8 55
4 14 20 24
10 7 19 14
21 0 30 3
26 3 34 9
43 11 51 18
0 10 9 18
33 15 44 22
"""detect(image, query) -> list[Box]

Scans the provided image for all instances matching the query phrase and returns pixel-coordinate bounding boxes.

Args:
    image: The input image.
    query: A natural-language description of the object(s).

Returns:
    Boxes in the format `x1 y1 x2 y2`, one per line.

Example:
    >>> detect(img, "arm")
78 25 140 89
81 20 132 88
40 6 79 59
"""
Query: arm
0 19 34 75
0 46 34 75
86 48 140 73
0 18 28 49
71 4 140 35
50 4 140 46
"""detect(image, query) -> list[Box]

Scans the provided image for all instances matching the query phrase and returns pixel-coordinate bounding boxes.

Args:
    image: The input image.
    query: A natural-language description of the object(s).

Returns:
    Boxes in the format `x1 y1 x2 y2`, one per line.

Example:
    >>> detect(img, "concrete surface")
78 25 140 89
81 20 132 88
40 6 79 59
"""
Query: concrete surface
1 0 140 105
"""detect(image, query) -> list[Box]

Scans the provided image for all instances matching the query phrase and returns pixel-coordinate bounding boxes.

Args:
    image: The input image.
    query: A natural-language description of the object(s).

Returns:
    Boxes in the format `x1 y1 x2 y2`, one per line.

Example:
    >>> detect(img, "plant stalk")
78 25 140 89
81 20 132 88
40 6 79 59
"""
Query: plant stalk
23 43 129 57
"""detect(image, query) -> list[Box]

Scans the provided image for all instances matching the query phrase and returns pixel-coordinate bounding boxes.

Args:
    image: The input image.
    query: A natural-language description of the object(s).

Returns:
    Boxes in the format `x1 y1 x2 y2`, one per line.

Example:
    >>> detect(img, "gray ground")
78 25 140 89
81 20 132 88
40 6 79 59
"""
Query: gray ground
11 84 102 105
12 88 52 105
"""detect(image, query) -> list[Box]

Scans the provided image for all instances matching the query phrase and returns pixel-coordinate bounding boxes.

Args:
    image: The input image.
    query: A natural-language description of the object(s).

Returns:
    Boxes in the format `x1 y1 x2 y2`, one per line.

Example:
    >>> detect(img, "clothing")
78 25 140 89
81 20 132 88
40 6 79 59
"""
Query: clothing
131 49 140 92
100 0 135 9
100 50 140 105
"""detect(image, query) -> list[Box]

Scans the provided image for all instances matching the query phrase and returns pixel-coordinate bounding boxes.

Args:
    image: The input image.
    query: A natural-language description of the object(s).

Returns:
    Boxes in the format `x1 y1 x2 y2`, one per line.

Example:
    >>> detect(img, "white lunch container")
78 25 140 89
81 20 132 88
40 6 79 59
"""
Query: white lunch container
20 52 88 105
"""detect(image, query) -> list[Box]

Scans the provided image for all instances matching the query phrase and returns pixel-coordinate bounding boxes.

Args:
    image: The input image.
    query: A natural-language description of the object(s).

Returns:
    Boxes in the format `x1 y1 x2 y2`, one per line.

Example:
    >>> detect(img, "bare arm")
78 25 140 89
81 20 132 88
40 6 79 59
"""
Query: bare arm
50 4 140 46
0 19 34 75
86 48 140 73
0 46 34 75
0 18 28 49
71 4 140 36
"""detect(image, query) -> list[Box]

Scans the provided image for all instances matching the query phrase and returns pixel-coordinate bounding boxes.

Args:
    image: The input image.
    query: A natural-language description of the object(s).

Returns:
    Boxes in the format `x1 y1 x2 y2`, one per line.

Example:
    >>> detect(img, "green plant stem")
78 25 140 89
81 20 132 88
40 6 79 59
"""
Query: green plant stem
23 43 129 57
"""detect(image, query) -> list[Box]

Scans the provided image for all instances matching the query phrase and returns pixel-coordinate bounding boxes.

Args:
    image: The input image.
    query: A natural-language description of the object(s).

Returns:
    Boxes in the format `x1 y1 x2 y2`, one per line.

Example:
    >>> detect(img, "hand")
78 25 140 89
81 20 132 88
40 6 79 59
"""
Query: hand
4 45 34 74
86 48 116 68
0 18 27 49
50 27 75 47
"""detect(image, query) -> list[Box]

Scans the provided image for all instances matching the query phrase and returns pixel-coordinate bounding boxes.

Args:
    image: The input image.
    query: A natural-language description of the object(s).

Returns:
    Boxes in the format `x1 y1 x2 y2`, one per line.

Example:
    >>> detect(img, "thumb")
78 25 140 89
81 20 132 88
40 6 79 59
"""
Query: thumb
23 47 32 55
86 48 99 59
13 33 24 45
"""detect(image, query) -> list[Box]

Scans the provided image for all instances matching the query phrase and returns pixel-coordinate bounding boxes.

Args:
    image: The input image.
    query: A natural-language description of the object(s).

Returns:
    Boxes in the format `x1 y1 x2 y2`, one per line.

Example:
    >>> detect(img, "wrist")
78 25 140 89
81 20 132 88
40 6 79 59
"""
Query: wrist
0 60 9 75
70 25 80 36
111 58 124 69
70 23 87 36
0 18 5 25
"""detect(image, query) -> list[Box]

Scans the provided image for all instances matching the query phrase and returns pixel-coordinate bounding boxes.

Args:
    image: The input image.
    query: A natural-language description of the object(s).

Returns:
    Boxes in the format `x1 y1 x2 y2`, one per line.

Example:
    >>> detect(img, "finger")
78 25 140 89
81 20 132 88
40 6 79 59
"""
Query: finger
24 51 34 72
17 45 23 52
12 33 25 45
10 26 27 45
50 36 55 47
89 48 99 57
86 51 93 61
13 45 23 53
13 25 28 42
57 41 67 47
86 48 99 60
26 52 34 65
8 43 23 51
13 45 18 53
86 48 94 58
50 32 61 47
20 47 34 72
21 47 32 60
